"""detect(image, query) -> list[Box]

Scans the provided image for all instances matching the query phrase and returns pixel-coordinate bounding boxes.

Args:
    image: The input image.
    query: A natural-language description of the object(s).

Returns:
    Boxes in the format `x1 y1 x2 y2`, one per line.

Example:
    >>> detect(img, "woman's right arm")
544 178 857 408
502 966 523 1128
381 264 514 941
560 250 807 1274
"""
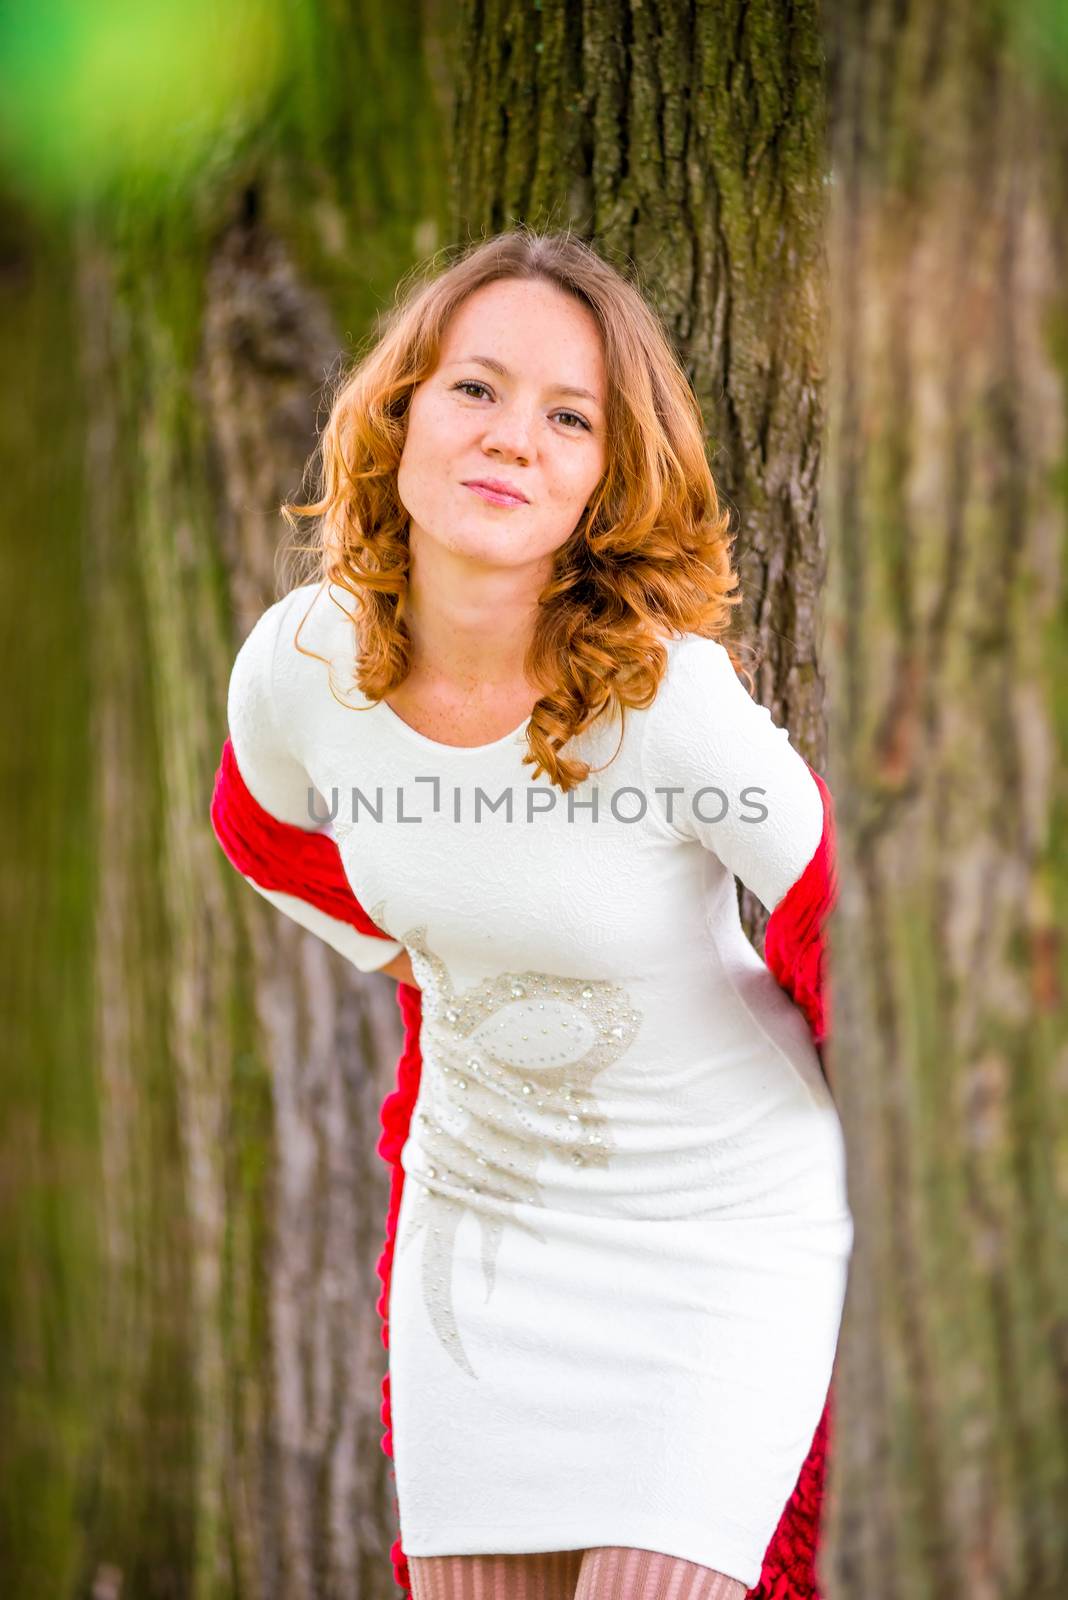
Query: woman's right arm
211 588 407 977
376 949 418 986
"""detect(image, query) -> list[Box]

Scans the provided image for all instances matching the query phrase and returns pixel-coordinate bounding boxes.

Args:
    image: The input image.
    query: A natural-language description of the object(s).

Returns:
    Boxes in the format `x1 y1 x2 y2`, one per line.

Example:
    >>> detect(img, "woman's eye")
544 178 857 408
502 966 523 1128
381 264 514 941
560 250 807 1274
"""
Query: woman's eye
453 379 492 400
451 380 591 433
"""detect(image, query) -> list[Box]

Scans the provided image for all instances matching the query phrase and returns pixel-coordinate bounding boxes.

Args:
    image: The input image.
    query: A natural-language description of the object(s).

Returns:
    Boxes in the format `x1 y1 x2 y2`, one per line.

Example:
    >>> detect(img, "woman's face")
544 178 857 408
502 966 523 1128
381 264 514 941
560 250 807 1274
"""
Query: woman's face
397 277 607 573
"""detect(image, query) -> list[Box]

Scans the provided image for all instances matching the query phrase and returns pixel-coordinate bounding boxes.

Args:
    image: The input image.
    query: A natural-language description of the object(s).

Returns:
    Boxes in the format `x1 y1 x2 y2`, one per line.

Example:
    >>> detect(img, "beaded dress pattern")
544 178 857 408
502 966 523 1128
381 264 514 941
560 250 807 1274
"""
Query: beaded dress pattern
374 900 644 1378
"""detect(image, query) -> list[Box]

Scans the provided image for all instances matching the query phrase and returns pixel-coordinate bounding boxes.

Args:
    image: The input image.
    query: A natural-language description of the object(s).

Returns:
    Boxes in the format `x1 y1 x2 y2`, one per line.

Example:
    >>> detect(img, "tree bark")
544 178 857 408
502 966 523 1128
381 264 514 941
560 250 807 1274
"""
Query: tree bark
451 0 832 946
822 2 1068 1595
0 208 123 1597
71 4 452 1596
15 1 1066 1595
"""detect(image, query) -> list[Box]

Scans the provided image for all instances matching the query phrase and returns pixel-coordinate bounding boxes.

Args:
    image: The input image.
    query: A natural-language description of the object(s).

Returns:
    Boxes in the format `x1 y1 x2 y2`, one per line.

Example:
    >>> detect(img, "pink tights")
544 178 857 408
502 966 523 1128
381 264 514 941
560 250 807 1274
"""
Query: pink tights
407 1547 747 1599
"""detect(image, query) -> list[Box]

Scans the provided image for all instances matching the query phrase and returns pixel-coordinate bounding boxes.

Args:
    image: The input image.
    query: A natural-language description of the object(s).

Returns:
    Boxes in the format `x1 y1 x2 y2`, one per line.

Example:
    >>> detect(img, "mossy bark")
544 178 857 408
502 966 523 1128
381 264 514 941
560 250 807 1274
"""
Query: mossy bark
65 4 451 1597
0 210 113 1596
452 3 1068 1597
14 2 1066 1595
822 2 1068 1596
451 0 831 943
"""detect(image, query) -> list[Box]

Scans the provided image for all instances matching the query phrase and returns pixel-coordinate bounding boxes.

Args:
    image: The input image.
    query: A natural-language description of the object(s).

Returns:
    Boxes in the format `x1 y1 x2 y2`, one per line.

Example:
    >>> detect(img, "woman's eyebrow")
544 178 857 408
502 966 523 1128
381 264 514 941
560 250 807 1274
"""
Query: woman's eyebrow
447 353 601 405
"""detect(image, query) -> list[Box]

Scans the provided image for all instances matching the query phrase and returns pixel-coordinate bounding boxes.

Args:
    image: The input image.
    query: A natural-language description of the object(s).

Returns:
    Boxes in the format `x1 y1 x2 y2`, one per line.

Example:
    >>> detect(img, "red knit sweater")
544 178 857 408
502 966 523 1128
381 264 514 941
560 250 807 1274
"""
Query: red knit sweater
211 737 840 1599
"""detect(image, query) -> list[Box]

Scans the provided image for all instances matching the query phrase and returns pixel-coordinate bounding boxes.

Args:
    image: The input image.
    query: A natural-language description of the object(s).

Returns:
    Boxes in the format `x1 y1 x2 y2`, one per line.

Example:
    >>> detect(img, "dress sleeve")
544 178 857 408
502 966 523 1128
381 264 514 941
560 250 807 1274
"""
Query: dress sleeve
211 590 405 975
641 635 837 1044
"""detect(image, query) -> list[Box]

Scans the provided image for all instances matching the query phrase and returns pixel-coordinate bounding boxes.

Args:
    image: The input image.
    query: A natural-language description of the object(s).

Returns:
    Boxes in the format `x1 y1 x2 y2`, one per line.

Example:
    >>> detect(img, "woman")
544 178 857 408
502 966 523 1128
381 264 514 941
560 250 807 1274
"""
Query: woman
210 226 852 1600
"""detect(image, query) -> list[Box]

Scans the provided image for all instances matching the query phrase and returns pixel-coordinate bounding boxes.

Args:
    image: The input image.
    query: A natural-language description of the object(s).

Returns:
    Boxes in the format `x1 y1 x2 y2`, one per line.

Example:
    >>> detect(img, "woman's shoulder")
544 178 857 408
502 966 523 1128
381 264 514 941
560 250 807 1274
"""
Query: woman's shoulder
639 630 825 904
227 580 369 753
264 579 369 707
264 577 354 649
233 579 326 666
649 630 749 717
658 628 739 668
642 627 800 763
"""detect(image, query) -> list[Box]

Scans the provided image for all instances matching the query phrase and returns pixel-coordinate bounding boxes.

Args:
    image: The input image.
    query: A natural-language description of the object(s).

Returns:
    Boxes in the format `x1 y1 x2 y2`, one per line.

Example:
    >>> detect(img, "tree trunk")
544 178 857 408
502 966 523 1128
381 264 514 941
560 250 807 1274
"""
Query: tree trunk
70 4 451 1596
0 208 111 1596
822 2 1068 1595
451 0 832 947
13 1 1066 1595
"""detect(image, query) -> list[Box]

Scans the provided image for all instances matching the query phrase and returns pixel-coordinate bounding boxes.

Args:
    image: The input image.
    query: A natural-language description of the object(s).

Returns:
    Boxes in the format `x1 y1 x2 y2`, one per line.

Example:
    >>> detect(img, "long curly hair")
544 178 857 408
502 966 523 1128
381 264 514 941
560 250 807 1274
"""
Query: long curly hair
282 224 747 793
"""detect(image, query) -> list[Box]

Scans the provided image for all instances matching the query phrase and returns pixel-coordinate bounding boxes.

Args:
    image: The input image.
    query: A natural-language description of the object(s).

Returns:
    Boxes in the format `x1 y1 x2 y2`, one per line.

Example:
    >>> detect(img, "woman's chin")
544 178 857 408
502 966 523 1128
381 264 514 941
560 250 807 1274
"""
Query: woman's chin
425 528 533 567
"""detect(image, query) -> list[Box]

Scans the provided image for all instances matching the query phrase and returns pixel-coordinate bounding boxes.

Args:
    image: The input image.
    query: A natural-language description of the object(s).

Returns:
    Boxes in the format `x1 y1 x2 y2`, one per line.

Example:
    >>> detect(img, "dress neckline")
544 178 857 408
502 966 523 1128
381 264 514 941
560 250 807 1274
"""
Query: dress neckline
375 696 533 755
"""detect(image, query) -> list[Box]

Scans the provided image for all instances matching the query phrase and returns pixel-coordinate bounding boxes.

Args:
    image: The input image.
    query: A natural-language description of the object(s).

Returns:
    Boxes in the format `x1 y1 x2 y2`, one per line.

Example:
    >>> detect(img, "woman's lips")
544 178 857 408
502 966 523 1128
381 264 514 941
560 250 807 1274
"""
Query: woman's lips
464 482 528 508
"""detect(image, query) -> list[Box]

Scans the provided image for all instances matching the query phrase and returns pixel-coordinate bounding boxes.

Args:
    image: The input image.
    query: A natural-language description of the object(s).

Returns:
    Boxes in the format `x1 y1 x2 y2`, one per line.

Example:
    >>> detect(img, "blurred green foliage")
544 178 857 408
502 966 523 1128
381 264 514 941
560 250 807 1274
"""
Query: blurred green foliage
0 0 288 206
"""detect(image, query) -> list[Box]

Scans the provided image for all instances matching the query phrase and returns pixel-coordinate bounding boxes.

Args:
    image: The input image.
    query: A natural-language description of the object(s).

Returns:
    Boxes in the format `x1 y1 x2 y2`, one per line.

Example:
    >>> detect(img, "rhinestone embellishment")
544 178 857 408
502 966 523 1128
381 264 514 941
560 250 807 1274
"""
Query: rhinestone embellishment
371 901 644 1379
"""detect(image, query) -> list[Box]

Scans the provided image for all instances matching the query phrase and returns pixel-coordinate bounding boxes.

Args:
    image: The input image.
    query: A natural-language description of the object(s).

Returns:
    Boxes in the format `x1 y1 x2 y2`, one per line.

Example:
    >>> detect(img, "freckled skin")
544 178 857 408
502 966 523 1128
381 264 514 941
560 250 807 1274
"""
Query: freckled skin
397 277 607 582
380 283 609 954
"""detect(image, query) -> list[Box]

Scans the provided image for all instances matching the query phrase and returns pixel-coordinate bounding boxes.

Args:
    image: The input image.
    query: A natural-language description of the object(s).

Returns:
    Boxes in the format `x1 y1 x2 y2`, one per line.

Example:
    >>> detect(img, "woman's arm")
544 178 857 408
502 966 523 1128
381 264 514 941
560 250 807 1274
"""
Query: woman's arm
211 588 406 976
640 635 837 1057
763 762 837 1054
376 948 418 987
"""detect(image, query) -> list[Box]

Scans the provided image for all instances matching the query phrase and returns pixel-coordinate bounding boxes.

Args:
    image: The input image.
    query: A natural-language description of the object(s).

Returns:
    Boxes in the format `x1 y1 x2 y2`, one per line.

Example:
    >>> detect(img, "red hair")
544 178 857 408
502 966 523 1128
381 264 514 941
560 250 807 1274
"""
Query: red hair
282 224 748 791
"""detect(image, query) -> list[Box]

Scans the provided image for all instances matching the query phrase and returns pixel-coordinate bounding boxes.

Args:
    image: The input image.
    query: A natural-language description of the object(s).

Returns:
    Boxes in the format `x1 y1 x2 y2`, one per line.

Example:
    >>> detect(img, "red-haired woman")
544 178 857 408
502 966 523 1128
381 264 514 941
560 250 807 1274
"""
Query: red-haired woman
211 226 850 1600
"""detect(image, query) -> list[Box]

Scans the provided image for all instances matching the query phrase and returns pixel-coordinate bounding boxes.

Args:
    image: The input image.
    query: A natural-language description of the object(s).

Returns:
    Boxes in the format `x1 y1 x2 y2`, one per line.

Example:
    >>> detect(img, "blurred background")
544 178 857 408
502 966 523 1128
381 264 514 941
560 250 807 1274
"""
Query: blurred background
2 3 1067 1597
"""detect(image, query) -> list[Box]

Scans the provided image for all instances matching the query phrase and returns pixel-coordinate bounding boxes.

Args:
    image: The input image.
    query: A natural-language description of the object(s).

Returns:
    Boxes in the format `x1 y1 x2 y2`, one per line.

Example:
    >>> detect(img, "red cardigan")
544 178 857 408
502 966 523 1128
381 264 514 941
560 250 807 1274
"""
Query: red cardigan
211 735 840 1599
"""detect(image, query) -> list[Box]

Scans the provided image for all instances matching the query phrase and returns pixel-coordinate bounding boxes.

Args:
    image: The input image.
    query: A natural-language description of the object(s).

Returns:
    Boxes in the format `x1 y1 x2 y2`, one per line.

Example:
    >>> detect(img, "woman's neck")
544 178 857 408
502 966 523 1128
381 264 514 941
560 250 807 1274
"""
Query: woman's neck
402 554 546 693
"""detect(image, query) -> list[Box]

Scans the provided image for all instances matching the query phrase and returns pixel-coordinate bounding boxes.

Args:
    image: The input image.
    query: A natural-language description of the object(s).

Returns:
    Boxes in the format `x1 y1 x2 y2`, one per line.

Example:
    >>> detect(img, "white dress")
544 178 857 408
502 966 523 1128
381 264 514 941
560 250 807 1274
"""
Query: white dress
226 580 854 1590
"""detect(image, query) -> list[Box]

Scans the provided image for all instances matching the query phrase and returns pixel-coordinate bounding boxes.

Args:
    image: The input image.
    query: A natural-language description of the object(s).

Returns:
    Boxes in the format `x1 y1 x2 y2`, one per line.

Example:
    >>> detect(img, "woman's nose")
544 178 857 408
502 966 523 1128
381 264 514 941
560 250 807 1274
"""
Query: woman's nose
481 404 536 459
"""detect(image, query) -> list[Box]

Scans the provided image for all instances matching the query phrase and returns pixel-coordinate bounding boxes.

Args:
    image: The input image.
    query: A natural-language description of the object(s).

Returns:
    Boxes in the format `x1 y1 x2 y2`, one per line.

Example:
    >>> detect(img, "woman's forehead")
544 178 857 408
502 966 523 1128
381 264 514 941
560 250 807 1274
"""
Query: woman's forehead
439 282 605 386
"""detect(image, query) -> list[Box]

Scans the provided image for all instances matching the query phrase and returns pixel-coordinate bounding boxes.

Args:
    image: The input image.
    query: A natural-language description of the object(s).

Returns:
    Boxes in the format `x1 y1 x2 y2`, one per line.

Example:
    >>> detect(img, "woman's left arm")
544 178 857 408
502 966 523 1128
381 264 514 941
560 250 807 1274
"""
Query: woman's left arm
640 635 838 1057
